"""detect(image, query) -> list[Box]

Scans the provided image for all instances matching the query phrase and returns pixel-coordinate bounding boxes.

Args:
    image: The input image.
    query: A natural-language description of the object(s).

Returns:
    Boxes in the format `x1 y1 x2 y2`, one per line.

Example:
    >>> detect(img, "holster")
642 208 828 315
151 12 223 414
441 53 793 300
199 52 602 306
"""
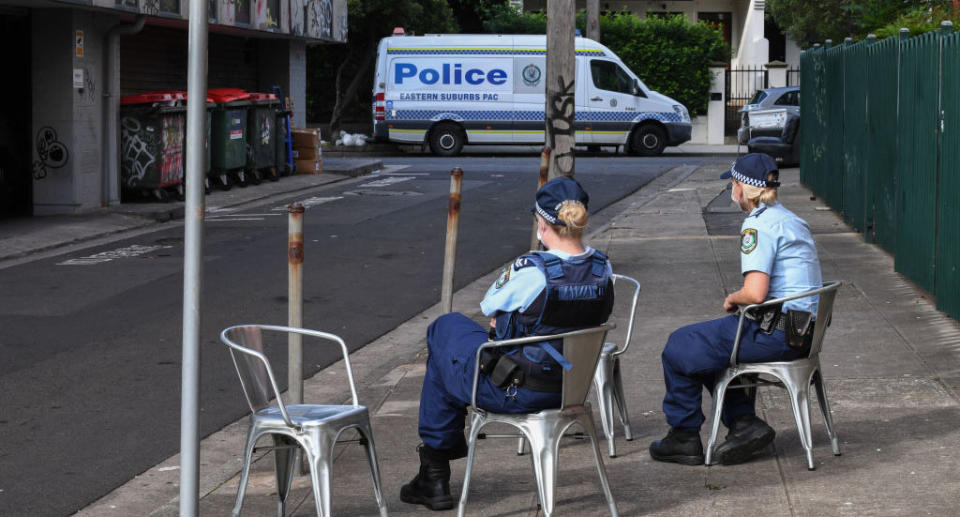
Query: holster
489 353 523 388
785 309 815 348
753 303 783 334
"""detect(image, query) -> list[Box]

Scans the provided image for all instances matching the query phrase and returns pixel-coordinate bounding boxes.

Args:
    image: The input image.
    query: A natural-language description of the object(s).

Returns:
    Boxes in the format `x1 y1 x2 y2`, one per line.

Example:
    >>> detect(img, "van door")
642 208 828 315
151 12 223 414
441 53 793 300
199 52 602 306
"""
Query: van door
512 57 586 145
585 59 639 146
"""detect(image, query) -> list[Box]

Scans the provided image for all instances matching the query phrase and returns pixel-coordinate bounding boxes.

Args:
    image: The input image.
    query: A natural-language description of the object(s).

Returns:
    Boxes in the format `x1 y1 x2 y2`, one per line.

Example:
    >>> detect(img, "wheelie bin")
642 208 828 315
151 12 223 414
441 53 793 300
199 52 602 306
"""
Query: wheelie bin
245 92 282 183
208 88 252 189
179 91 216 196
119 91 186 201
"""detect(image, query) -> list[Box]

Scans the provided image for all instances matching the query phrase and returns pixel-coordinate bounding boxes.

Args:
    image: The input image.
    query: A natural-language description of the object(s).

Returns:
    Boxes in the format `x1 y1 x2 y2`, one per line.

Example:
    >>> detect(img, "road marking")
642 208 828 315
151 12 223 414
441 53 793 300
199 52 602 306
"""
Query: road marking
360 177 414 188
207 217 267 222
57 244 172 266
272 196 344 211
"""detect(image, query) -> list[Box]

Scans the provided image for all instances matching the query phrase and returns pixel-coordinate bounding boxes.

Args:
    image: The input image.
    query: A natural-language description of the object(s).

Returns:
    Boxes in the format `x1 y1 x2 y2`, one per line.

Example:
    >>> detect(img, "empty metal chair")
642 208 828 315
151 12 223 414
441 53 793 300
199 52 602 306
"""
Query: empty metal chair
704 281 842 470
459 325 619 517
220 324 388 517
593 274 641 457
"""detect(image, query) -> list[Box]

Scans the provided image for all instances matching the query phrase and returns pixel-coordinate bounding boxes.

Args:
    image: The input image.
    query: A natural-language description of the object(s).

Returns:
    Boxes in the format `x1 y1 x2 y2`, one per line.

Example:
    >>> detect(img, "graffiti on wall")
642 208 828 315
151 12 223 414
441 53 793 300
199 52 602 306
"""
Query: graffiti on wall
546 76 575 176
121 117 157 186
290 0 305 35
160 114 185 186
120 113 185 188
307 0 332 39
336 11 347 41
79 66 97 106
33 127 69 180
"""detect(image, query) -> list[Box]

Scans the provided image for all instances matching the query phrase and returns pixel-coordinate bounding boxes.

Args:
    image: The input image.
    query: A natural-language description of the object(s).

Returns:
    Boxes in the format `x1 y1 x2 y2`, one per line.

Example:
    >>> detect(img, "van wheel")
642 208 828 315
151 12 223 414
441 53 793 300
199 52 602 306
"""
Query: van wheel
429 123 465 157
630 125 667 156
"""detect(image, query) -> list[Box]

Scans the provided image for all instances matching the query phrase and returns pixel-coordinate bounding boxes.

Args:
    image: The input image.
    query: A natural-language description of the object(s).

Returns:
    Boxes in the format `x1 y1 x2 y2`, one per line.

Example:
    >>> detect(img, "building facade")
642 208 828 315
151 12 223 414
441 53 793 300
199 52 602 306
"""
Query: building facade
521 0 801 69
0 0 345 217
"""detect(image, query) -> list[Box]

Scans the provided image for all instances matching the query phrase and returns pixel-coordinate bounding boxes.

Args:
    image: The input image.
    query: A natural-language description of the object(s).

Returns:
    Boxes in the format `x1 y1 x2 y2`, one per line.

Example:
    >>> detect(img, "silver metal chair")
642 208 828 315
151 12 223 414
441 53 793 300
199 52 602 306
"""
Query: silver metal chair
459 325 619 517
593 274 641 457
221 324 388 517
704 281 842 470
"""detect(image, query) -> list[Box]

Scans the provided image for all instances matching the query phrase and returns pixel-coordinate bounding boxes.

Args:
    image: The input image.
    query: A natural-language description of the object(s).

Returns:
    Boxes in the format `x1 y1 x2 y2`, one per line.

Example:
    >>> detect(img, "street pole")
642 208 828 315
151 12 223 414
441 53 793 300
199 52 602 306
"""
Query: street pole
288 203 305 404
546 0 576 179
440 167 463 314
180 0 208 514
586 0 600 41
530 146 551 251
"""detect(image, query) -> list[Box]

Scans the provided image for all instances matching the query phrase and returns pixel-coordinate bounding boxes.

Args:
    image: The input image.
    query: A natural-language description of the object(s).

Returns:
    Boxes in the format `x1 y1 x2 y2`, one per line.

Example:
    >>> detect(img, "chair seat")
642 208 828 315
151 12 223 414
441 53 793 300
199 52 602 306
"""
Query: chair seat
256 404 368 426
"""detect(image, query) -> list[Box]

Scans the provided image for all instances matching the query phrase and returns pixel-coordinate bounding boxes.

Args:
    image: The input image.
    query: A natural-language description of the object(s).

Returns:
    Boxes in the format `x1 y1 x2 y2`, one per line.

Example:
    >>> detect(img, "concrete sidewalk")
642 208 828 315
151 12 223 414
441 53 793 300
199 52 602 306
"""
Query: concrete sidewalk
77 162 960 516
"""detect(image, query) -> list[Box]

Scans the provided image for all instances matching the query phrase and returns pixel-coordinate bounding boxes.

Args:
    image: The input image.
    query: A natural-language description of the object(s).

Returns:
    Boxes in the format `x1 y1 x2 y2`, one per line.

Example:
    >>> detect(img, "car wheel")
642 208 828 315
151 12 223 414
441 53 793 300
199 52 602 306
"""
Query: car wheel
429 123 465 157
630 125 667 156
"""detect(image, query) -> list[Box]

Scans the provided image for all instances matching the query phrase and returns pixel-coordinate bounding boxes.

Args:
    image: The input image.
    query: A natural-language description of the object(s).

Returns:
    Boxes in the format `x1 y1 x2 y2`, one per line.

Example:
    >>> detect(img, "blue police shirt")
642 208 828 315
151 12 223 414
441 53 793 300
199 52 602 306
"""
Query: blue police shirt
480 247 613 317
740 202 822 315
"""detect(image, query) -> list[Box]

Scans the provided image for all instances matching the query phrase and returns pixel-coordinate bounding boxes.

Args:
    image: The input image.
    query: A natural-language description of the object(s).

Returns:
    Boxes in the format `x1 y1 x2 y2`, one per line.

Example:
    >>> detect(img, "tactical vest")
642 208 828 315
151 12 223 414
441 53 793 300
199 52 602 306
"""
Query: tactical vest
493 250 614 377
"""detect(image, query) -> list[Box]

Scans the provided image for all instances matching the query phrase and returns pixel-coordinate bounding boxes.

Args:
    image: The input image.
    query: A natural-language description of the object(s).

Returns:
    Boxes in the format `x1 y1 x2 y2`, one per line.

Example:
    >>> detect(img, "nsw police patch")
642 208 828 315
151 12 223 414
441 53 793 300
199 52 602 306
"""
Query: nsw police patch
740 228 758 254
495 266 511 289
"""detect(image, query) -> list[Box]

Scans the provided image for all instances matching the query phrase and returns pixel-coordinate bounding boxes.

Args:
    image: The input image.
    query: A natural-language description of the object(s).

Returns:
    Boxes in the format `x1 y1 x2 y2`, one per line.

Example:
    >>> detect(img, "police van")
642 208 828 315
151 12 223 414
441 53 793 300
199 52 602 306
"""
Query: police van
371 33 692 156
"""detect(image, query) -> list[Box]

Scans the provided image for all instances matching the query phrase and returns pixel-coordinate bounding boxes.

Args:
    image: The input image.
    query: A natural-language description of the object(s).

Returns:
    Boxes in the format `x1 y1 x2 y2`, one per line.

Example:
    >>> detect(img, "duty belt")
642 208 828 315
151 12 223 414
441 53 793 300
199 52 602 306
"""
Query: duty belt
740 309 788 332
479 350 562 393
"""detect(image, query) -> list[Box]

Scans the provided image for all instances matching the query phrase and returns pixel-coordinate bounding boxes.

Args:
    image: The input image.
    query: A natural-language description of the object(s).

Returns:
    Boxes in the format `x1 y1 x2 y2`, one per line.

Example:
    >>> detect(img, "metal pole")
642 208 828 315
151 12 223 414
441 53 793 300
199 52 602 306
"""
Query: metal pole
440 167 463 314
546 0 576 179
530 146 551 250
288 203 305 404
180 0 208 514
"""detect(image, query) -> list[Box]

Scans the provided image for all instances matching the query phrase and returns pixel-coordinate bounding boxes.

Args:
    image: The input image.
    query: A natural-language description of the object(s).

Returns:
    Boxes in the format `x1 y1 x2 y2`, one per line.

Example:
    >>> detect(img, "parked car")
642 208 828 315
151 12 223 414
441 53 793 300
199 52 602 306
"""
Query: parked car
738 86 799 144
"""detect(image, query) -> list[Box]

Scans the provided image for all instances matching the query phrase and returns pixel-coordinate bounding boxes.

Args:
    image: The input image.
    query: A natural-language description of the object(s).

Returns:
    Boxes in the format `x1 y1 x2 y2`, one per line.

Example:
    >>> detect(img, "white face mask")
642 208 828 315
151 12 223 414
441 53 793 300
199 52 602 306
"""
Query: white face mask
536 228 544 247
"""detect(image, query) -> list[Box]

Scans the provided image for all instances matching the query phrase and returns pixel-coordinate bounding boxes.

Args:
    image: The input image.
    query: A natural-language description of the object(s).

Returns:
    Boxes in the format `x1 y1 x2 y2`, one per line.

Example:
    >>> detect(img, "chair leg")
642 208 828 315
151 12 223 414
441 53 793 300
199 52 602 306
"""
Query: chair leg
517 436 526 456
233 428 259 517
458 412 485 517
593 362 616 457
272 435 299 517
356 424 389 517
787 383 816 470
527 426 561 517
812 370 841 456
305 436 334 517
612 358 633 442
704 376 732 466
578 412 619 517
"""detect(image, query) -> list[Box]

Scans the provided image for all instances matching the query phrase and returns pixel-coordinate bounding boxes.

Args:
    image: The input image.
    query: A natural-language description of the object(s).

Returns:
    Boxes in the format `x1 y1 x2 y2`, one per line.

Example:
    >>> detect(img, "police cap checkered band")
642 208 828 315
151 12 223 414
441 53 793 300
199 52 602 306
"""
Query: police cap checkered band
531 177 590 226
720 153 780 187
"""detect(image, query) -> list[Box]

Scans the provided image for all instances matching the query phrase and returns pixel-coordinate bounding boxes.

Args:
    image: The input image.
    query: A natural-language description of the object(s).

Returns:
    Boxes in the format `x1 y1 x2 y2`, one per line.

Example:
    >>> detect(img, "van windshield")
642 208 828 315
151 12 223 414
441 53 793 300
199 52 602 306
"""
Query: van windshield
590 60 636 95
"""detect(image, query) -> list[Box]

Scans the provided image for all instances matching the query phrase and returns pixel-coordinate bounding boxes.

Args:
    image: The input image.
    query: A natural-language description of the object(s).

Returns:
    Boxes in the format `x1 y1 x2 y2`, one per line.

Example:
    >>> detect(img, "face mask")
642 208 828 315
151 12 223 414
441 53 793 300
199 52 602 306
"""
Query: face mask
536 228 544 247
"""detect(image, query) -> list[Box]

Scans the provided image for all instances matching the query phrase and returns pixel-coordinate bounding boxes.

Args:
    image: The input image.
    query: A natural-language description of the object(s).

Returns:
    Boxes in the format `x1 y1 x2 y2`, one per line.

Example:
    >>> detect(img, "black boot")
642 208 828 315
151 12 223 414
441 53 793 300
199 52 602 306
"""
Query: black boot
649 428 704 465
714 414 775 465
400 444 455 511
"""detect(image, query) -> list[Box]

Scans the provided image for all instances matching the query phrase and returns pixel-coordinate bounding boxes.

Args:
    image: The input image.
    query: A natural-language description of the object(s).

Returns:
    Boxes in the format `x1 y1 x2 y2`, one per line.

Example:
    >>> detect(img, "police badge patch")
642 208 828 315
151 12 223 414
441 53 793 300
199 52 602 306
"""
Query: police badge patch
740 228 758 254
495 266 511 288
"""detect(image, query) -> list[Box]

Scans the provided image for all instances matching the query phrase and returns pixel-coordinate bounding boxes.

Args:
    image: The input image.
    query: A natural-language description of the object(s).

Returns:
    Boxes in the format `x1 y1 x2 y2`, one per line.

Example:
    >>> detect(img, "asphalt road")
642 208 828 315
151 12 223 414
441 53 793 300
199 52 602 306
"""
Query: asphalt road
0 155 710 516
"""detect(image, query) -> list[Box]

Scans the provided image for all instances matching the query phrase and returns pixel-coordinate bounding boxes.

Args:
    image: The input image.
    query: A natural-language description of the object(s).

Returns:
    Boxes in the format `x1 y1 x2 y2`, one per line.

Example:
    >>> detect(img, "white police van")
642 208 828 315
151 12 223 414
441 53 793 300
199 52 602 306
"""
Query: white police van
371 33 692 156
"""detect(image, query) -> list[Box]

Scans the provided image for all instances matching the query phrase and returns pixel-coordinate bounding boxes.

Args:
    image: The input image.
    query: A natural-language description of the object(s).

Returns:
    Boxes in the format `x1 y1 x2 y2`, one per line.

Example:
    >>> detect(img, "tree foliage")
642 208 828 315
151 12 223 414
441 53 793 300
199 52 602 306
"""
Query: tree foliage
767 0 960 46
306 0 458 131
483 9 726 116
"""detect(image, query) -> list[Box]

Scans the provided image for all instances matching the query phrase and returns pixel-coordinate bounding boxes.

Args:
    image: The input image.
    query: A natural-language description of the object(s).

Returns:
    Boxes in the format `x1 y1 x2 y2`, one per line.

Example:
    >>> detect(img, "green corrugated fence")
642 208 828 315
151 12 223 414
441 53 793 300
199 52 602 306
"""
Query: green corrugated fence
801 22 960 321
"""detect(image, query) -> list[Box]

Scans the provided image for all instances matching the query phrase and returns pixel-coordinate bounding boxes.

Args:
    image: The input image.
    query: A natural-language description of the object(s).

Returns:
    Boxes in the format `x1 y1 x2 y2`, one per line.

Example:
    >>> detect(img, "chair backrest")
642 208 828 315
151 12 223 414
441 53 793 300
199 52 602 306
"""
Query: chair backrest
220 324 360 429
807 281 840 357
609 274 641 357
470 324 613 410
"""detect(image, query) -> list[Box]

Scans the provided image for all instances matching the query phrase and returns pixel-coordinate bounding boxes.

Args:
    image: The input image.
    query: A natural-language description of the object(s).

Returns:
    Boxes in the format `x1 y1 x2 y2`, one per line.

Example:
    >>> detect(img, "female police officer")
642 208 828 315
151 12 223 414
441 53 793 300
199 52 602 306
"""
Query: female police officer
400 177 614 510
649 153 822 466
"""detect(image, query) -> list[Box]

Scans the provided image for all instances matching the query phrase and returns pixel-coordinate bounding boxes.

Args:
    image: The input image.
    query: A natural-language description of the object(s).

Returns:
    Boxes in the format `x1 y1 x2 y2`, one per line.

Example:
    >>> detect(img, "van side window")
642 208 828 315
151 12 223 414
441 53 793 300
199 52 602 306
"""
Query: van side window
590 60 635 95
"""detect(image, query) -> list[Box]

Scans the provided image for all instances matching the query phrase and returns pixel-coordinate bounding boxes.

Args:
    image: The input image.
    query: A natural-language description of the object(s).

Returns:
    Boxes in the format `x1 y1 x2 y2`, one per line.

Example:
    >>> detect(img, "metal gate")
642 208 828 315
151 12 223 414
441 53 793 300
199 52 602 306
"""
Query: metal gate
725 66 768 135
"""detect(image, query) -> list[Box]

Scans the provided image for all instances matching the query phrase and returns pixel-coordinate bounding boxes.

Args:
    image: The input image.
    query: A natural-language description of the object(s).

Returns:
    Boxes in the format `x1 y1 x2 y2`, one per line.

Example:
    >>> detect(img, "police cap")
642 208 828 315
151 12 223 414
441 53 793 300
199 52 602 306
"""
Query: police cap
721 153 781 188
532 177 590 226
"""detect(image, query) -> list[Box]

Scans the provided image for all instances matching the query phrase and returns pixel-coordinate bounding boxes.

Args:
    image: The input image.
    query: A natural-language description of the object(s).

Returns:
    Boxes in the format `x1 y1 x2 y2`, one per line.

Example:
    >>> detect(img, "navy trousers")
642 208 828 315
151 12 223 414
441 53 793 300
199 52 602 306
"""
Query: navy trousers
661 315 809 432
418 312 562 451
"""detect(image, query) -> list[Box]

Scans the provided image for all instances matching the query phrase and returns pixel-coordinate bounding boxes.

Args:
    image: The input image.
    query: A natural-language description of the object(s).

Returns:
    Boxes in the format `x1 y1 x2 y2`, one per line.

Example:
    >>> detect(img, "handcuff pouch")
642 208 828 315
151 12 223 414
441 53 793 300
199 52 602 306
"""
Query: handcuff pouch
786 309 814 348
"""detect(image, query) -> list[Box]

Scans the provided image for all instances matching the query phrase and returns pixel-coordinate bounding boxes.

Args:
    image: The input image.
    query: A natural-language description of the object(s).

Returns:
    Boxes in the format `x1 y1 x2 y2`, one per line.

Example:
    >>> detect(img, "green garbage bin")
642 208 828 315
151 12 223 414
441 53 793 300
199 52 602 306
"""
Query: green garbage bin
179 91 215 196
245 92 281 183
208 88 252 190
119 91 186 201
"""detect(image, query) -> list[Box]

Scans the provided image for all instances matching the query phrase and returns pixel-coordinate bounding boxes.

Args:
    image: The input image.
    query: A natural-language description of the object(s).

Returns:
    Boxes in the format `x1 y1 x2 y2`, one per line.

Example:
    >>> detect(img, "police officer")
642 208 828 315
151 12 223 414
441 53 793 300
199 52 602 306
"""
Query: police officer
400 177 615 510
649 153 823 466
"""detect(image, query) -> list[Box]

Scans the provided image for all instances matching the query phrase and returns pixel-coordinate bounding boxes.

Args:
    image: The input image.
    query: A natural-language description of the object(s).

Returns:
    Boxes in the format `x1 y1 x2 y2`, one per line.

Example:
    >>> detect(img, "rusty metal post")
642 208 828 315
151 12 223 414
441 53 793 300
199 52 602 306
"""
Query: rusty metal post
288 203 305 405
530 146 552 250
440 168 463 314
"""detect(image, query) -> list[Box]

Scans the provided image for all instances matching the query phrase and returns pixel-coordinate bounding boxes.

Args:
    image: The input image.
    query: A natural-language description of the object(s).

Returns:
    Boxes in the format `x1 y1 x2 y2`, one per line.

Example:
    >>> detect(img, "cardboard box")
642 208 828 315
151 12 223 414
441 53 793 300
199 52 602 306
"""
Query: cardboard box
293 146 320 160
291 128 321 149
295 158 323 174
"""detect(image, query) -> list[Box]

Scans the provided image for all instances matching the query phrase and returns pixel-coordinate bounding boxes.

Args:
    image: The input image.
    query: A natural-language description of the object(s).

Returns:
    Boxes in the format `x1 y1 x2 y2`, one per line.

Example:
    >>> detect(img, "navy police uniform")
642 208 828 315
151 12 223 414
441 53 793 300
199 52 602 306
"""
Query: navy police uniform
660 154 822 433
419 246 614 450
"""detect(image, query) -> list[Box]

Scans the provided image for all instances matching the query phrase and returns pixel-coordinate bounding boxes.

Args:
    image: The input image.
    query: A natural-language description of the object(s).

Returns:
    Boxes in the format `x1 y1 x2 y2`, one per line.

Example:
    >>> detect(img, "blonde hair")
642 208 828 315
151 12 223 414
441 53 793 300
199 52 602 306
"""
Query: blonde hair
738 172 779 206
554 200 588 238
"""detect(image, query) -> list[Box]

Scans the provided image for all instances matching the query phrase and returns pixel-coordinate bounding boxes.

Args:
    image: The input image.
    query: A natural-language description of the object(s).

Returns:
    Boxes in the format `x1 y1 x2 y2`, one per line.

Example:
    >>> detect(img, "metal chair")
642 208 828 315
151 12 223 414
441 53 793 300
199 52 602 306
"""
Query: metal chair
593 274 641 457
220 324 388 517
704 281 842 470
459 325 619 517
